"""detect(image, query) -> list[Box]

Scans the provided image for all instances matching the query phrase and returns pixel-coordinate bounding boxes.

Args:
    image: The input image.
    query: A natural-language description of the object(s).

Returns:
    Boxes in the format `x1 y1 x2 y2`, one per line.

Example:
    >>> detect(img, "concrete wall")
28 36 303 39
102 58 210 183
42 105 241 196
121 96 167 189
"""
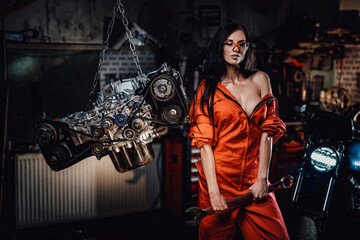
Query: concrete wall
4 0 195 44
4 0 343 46
5 0 360 144
5 0 113 44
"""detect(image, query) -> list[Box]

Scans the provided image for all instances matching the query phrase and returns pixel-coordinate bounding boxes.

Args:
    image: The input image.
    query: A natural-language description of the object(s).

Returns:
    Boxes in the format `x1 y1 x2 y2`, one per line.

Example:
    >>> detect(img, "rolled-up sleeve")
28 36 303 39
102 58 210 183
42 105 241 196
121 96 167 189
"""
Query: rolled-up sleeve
187 83 218 148
258 99 286 143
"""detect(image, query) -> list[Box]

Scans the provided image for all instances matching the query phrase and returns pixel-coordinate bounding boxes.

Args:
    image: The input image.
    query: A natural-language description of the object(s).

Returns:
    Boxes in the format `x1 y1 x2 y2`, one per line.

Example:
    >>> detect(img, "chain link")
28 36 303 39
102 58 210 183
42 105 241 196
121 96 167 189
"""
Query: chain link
117 0 143 77
87 0 143 109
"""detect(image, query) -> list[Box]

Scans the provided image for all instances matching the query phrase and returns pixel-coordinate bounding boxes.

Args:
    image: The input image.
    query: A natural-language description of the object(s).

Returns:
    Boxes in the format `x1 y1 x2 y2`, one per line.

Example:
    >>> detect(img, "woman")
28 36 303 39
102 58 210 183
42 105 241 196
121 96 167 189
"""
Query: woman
187 23 289 239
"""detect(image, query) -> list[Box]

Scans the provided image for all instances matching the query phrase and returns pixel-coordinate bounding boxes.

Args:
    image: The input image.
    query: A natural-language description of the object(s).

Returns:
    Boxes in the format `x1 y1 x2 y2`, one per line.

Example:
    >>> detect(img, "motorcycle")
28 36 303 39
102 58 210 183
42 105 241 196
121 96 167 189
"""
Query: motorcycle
287 105 360 240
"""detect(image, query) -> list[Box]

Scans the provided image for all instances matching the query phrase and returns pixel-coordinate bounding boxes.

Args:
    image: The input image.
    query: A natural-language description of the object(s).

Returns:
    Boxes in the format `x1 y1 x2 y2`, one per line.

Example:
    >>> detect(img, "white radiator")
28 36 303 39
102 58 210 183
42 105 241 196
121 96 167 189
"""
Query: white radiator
15 143 162 229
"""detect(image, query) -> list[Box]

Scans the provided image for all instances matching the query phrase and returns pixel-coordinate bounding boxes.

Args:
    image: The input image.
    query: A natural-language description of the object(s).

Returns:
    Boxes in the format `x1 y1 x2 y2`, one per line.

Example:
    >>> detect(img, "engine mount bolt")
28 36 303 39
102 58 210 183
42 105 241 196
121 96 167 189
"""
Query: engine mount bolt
158 85 167 93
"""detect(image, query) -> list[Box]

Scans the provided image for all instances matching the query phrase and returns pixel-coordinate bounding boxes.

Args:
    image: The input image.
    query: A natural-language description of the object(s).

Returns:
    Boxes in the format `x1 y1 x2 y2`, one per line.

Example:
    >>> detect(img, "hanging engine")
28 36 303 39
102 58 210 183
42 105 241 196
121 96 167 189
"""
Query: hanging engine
34 63 189 172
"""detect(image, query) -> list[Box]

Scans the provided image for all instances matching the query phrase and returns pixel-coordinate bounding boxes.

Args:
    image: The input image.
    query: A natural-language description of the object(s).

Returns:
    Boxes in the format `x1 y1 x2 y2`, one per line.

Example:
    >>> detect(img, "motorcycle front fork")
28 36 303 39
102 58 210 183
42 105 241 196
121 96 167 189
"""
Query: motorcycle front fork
290 165 338 240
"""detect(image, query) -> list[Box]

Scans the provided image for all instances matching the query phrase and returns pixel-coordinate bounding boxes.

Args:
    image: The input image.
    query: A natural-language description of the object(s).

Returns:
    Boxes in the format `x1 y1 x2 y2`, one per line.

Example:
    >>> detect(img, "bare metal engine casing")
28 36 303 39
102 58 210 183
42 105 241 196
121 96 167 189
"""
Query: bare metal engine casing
34 63 189 173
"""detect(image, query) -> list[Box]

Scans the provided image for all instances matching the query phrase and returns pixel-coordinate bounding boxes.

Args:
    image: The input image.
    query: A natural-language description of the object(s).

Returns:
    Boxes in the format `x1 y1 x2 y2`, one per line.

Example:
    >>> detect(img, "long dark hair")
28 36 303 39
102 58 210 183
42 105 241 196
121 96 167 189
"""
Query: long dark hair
195 23 257 126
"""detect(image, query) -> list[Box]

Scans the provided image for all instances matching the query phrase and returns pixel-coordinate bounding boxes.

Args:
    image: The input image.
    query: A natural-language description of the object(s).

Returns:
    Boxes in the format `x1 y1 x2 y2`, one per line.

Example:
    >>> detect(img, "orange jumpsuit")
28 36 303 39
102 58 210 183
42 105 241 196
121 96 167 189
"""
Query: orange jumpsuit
188 80 289 240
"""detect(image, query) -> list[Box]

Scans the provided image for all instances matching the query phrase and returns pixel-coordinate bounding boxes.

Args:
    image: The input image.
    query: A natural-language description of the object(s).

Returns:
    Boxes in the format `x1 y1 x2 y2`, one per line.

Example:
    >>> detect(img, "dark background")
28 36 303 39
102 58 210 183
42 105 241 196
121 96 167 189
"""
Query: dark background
1 0 360 239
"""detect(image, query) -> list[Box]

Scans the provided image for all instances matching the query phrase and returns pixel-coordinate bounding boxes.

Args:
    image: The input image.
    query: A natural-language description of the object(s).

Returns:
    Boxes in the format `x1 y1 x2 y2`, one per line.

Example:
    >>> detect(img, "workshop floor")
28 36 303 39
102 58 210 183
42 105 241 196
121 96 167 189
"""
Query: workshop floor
1 191 291 240
0 191 360 240
4 210 198 240
3 190 358 240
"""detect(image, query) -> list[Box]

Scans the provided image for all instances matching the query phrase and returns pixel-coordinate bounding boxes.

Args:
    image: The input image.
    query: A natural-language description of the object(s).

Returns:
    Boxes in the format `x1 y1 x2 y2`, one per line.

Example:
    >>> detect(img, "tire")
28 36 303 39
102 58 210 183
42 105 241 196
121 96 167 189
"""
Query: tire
294 216 318 240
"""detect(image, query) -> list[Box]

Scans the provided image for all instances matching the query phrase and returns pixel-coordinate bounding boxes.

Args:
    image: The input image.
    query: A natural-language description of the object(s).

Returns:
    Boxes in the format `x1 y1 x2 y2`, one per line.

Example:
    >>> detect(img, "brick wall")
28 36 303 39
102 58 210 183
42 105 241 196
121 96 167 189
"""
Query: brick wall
335 45 360 103
99 49 156 89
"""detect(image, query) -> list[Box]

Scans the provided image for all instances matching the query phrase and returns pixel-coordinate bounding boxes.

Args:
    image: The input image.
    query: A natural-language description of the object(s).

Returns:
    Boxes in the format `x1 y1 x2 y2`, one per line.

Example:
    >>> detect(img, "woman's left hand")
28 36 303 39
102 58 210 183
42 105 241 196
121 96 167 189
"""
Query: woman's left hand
249 179 269 202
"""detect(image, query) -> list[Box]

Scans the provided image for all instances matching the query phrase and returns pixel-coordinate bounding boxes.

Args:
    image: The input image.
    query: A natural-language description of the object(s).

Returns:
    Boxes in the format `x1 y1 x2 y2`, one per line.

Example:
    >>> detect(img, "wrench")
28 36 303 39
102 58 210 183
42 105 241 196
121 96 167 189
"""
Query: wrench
185 175 294 226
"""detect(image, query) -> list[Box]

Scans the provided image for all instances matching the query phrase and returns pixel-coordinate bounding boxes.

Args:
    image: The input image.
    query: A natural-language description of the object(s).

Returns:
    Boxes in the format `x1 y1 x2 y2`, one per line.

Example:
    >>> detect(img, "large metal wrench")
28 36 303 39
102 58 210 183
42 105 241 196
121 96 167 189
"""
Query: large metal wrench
185 175 294 226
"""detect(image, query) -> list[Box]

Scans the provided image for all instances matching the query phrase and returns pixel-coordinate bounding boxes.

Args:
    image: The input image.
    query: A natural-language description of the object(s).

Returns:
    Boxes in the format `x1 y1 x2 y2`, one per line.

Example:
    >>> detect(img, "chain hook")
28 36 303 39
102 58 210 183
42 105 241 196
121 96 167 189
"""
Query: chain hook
87 0 144 109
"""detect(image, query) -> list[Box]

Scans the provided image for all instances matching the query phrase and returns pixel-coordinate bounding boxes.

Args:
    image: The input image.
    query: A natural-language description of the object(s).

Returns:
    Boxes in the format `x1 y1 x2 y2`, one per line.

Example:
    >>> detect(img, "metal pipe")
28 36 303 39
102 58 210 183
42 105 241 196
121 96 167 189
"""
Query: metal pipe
0 17 9 218
291 166 304 203
322 177 335 212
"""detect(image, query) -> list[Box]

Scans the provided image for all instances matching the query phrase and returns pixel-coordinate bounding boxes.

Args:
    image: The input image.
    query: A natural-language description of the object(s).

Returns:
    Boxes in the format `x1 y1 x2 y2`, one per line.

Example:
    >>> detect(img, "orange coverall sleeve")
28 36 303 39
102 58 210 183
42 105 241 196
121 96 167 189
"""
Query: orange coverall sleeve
187 82 218 148
257 98 286 143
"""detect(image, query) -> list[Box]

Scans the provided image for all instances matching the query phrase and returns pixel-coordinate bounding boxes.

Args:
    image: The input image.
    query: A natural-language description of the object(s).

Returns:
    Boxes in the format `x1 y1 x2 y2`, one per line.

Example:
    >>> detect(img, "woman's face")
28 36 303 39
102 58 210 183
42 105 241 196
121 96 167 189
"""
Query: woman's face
222 30 248 66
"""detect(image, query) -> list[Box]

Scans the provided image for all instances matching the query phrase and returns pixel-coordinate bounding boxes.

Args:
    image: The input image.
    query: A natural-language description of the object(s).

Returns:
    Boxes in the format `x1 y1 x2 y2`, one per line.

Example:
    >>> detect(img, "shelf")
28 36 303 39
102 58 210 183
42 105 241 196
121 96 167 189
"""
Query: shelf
6 42 154 51
6 42 103 50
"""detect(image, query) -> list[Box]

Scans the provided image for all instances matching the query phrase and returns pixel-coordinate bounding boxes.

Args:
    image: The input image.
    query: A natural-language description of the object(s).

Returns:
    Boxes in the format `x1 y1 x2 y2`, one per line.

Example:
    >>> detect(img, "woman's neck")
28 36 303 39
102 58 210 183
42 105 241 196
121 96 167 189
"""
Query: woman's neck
223 64 243 83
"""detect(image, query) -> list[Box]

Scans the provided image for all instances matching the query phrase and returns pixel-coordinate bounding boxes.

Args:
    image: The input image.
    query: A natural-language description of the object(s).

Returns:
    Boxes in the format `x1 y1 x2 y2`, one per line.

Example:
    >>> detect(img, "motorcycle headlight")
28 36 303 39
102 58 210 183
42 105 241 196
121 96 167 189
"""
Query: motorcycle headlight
309 146 338 172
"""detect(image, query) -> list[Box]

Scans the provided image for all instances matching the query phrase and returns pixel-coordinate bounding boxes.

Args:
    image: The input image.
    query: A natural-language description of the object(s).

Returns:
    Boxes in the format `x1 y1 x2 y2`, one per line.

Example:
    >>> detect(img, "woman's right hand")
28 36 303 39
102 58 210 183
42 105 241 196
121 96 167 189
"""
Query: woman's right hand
209 192 229 214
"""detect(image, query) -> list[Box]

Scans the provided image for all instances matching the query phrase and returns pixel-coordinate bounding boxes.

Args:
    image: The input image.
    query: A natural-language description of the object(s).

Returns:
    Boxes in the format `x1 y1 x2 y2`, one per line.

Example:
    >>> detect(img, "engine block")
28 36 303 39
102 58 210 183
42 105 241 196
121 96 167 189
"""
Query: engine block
34 63 189 172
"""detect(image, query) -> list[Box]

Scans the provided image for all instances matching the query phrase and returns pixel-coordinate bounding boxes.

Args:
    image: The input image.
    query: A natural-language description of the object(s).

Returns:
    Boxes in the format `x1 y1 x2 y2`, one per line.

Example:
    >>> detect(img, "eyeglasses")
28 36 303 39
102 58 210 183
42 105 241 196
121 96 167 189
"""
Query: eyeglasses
223 41 250 51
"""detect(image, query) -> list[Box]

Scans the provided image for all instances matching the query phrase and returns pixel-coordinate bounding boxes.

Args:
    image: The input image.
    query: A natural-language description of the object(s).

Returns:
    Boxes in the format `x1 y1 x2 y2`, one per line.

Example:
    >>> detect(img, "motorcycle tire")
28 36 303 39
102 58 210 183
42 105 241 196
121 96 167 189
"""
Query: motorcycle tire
294 216 318 240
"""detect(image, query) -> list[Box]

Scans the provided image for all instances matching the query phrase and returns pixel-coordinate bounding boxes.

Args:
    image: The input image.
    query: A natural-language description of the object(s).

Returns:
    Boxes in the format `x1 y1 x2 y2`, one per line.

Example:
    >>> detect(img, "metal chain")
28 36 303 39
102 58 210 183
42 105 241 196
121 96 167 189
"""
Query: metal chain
87 2 117 109
117 0 143 77
87 0 143 109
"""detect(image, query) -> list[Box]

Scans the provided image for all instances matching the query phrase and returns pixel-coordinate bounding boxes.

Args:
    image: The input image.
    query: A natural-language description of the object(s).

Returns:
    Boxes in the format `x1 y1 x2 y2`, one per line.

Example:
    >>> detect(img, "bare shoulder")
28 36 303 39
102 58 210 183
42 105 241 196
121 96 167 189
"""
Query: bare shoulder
251 71 272 97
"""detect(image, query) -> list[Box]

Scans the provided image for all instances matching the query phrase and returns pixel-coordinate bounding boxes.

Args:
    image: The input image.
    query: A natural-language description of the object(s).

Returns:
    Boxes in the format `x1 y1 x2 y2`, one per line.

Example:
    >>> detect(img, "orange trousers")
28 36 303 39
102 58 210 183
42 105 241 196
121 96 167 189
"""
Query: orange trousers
198 192 289 240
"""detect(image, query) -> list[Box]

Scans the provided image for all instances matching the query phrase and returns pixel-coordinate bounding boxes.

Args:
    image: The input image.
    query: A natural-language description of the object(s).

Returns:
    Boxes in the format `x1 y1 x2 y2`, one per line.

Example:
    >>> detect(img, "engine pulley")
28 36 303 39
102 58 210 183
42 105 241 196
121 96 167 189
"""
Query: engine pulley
34 122 58 145
123 128 136 140
131 118 145 131
91 143 104 157
102 117 114 129
161 101 184 124
90 126 104 139
150 75 175 101
46 144 71 171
